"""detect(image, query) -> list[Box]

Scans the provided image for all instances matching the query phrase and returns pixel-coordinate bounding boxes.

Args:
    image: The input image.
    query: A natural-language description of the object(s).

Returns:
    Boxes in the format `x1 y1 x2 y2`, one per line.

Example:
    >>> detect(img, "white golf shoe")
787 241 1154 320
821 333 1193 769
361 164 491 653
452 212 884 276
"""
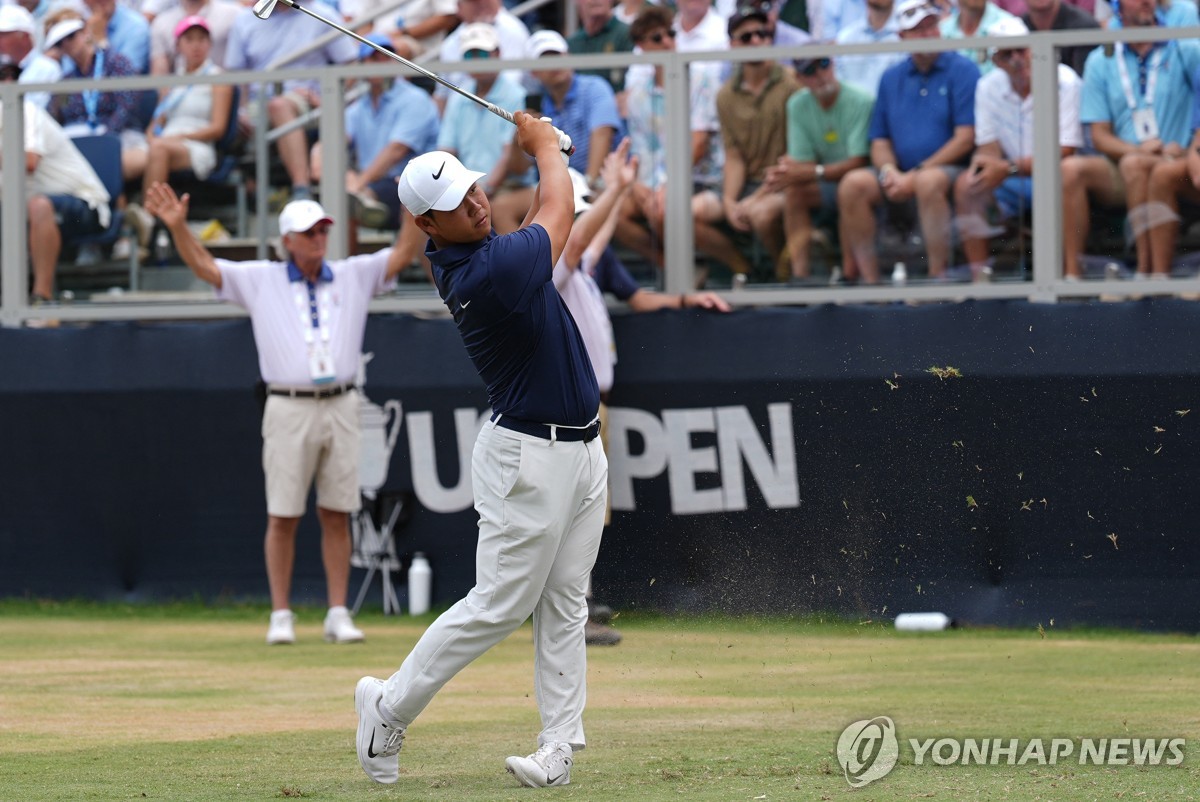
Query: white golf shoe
505 742 573 787
265 609 295 645
355 677 405 783
324 606 365 643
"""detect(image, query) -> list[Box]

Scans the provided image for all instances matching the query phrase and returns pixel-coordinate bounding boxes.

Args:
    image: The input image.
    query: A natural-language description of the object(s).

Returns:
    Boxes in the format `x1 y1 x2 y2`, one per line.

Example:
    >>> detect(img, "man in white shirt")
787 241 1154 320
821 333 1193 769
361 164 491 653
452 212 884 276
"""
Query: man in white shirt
953 17 1081 279
0 96 110 302
0 5 63 108
144 183 412 645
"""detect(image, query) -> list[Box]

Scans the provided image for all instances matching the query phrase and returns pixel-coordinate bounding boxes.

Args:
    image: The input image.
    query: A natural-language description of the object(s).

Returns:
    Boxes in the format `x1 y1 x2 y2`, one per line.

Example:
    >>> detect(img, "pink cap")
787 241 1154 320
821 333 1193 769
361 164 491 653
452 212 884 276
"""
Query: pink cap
173 15 210 40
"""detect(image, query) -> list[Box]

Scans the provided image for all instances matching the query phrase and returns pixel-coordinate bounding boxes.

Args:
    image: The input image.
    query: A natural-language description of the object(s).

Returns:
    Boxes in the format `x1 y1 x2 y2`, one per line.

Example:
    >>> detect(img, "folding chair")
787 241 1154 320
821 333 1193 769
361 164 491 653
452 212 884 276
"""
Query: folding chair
69 133 139 287
350 387 410 615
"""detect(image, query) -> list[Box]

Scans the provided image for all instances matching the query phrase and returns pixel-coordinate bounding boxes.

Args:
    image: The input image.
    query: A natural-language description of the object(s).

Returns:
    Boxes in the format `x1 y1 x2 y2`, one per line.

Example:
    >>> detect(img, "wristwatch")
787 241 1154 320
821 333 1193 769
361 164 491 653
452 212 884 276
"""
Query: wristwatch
1007 161 1019 176
814 163 826 180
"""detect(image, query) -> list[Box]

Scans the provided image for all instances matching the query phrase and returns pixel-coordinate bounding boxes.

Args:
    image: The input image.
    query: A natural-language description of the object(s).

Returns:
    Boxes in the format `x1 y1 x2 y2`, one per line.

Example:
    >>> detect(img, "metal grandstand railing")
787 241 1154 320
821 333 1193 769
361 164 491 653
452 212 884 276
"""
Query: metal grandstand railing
4 25 1200 326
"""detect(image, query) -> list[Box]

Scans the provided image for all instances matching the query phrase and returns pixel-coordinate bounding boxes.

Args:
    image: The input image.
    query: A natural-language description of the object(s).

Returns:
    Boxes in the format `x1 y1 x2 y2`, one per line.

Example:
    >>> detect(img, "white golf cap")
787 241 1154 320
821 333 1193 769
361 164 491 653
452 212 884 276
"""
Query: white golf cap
278 199 334 235
987 16 1029 37
397 152 486 216
459 22 500 55
0 5 35 34
527 29 568 58
44 18 85 50
895 0 939 31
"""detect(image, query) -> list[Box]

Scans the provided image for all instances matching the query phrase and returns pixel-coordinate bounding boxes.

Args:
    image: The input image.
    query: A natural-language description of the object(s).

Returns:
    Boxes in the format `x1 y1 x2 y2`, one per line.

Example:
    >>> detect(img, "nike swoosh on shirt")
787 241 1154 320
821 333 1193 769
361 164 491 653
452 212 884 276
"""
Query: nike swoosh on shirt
459 299 472 309
433 161 446 180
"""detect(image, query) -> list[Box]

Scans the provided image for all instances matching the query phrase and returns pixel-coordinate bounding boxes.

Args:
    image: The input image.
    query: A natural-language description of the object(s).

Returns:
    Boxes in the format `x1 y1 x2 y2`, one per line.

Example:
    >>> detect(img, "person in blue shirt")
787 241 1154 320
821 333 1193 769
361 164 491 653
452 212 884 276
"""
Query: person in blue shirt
82 0 151 74
354 114 605 791
836 0 979 283
1060 0 1200 278
437 22 537 235
312 33 438 261
528 28 623 186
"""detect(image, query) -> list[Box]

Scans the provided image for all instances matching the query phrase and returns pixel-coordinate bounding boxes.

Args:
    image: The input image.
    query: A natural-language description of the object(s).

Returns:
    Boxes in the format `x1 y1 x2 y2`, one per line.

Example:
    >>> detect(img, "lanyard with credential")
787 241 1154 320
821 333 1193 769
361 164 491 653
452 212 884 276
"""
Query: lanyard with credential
1115 41 1165 111
152 62 215 132
292 271 333 348
82 48 106 129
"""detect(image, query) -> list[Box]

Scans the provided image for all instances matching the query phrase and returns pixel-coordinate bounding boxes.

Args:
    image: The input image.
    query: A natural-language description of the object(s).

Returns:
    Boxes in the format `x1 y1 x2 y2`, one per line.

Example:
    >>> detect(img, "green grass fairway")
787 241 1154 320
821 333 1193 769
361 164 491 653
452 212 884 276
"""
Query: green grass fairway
1 602 1197 801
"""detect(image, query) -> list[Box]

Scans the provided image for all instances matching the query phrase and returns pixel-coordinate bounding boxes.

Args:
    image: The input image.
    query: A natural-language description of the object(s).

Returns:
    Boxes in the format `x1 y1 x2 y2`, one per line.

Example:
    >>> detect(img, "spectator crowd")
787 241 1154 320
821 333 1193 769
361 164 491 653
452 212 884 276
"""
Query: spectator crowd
4 0 1200 303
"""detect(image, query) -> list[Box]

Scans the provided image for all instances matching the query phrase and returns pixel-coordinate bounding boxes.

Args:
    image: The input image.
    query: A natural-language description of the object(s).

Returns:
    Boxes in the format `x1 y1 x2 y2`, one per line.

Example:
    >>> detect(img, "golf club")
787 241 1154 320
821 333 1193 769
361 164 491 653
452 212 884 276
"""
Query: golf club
252 0 514 124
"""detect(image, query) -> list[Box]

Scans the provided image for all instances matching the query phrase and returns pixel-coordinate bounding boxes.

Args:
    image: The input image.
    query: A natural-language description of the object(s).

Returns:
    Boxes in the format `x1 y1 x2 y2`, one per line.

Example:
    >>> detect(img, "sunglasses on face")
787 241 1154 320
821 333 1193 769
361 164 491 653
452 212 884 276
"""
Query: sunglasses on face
645 30 675 44
299 225 331 239
994 48 1028 62
801 57 831 76
735 27 774 44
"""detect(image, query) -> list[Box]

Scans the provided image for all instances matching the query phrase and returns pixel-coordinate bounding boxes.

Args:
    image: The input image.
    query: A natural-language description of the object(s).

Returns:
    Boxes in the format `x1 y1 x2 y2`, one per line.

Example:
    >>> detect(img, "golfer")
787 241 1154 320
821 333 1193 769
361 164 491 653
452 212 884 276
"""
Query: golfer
143 182 411 646
354 112 606 789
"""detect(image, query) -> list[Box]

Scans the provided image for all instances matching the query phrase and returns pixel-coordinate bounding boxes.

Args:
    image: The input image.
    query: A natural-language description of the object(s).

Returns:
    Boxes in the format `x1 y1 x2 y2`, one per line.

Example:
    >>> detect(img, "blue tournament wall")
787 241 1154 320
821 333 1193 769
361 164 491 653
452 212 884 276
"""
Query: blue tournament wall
1 300 1197 631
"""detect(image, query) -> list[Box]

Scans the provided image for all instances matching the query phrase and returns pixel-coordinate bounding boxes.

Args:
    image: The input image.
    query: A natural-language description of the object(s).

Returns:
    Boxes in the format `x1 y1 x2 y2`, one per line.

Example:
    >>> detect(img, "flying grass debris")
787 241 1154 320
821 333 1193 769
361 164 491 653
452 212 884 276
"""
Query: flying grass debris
927 365 962 380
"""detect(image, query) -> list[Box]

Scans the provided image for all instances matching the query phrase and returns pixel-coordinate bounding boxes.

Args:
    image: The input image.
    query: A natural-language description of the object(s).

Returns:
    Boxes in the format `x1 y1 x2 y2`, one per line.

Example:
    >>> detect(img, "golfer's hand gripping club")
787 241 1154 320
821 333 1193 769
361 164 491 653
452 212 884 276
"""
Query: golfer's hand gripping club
540 117 574 166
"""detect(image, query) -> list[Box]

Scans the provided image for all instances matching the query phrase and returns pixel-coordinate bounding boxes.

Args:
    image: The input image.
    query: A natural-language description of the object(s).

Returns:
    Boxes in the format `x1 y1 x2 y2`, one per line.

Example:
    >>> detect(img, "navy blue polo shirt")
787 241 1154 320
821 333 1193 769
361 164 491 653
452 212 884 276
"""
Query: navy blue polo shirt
591 246 641 300
429 224 600 427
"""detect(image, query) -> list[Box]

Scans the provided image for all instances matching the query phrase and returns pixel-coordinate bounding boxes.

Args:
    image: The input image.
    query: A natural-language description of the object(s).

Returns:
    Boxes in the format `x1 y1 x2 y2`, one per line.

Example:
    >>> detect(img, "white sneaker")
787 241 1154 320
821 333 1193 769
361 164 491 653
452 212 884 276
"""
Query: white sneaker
266 609 295 645
505 742 573 787
355 677 405 783
324 606 365 643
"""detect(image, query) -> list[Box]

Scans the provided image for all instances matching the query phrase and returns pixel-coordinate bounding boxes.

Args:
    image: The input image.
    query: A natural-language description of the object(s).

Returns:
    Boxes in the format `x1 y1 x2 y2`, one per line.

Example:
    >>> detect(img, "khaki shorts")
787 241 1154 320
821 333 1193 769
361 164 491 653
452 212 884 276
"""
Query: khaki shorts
262 390 360 517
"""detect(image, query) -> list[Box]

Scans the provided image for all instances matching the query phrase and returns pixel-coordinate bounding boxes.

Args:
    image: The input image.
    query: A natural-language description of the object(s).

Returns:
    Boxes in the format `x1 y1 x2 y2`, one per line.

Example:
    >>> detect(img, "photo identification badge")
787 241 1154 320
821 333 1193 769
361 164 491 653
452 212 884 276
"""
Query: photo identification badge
1132 108 1159 143
308 341 336 385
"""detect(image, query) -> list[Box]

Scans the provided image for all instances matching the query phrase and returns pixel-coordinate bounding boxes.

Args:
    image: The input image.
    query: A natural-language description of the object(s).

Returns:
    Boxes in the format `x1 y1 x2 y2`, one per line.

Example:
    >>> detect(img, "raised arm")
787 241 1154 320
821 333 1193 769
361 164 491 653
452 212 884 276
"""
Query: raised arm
514 111 574 267
562 138 637 269
143 181 222 288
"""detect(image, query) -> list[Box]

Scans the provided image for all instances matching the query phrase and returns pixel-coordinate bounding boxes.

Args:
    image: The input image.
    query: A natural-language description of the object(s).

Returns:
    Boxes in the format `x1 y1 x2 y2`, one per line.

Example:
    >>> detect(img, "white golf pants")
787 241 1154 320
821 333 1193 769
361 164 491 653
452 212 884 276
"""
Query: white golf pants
382 419 608 749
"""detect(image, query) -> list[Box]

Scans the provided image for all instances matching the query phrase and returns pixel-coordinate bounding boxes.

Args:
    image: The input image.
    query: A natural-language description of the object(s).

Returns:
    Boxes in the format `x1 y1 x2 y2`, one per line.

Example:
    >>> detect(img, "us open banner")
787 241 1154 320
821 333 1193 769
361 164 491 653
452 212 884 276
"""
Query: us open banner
2 301 1199 631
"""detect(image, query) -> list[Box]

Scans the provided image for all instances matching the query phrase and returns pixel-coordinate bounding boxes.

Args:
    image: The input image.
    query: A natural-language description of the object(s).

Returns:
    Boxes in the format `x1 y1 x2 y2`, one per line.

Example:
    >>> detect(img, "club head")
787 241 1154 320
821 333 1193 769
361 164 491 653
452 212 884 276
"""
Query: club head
253 0 279 19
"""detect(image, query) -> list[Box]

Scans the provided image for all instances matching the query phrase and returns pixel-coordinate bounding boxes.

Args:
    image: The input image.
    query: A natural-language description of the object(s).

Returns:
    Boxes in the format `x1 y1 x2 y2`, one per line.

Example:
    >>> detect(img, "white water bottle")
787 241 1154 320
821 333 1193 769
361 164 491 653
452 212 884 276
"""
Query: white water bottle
895 612 952 631
407 552 431 615
892 261 907 285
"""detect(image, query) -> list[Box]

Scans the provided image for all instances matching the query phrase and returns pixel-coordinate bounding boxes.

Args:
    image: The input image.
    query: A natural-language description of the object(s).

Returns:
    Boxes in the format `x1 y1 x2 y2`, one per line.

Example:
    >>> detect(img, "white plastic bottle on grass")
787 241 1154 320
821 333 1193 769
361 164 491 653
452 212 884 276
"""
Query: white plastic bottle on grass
895 612 952 631
408 552 431 615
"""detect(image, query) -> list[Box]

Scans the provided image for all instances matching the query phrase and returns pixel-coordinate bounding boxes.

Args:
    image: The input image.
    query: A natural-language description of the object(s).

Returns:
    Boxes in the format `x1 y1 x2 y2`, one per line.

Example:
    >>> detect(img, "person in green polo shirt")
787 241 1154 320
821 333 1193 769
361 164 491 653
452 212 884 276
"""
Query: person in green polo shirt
567 0 635 92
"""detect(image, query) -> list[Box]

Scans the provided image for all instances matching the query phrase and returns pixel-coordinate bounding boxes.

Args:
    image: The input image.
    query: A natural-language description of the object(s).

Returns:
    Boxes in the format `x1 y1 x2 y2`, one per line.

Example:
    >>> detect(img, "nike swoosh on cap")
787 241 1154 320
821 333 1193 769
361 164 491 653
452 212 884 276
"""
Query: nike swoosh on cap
433 161 446 180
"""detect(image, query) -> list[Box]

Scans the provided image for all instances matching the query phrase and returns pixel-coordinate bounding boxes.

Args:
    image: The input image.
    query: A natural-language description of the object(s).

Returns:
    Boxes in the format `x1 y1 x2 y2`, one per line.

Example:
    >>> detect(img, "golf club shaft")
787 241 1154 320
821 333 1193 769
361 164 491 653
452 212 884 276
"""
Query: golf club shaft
266 0 515 124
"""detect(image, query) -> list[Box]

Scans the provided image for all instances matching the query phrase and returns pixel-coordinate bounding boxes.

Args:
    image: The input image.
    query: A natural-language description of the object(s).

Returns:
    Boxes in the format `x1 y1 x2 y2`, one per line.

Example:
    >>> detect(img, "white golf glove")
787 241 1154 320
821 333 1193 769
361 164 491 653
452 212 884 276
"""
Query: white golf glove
540 116 573 166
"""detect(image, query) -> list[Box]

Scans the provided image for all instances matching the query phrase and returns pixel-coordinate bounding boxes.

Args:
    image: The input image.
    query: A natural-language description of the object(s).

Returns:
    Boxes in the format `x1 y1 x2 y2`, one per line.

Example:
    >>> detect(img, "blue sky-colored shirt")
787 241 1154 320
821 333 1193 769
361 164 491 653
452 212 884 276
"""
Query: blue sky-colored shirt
345 81 439 178
1081 39 1200 147
429 225 599 425
538 73 624 174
